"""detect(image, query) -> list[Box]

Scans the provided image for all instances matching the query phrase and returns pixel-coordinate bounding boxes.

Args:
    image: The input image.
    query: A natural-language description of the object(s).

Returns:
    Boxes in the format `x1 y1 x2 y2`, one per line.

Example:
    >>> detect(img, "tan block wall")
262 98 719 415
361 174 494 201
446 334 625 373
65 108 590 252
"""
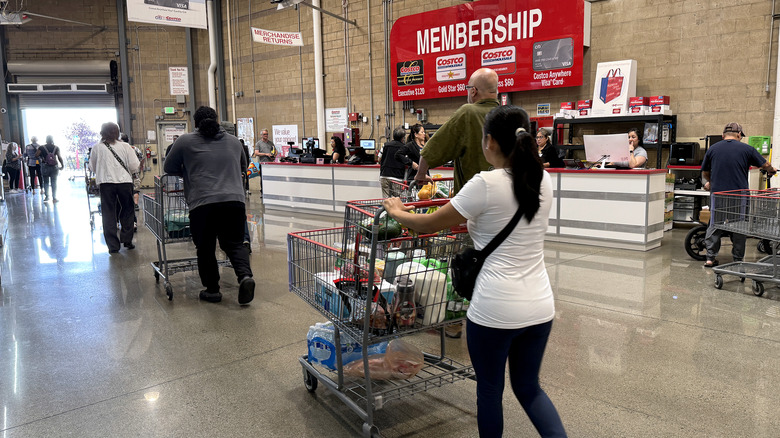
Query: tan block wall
1 0 777 152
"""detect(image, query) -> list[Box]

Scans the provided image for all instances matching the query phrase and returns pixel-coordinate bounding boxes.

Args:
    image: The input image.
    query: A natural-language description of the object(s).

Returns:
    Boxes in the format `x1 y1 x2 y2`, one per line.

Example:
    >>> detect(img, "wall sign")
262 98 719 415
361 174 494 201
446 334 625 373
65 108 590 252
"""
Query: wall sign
272 124 299 149
251 27 303 47
126 0 207 30
169 67 189 95
325 108 348 132
389 0 583 101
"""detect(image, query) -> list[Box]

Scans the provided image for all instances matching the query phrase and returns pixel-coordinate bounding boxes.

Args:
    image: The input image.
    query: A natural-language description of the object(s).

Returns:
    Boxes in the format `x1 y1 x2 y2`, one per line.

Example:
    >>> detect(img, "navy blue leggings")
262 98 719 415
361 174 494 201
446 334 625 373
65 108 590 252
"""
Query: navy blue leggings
466 319 566 437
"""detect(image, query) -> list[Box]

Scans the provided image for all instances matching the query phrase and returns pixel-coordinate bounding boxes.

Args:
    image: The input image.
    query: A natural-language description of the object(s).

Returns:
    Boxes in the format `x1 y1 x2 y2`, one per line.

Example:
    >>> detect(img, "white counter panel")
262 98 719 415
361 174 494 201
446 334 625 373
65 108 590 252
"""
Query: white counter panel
262 165 335 212
333 167 383 207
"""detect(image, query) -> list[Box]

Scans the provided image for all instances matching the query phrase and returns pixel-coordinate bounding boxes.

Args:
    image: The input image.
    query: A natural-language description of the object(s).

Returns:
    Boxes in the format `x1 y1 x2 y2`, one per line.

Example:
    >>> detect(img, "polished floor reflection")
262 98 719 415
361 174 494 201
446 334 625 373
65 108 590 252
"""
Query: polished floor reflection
2 177 780 437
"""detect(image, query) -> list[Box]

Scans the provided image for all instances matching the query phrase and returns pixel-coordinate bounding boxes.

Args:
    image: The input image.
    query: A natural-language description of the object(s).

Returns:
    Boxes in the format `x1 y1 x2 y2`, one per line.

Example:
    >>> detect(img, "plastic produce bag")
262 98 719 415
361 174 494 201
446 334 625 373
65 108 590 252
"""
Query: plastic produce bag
343 339 424 380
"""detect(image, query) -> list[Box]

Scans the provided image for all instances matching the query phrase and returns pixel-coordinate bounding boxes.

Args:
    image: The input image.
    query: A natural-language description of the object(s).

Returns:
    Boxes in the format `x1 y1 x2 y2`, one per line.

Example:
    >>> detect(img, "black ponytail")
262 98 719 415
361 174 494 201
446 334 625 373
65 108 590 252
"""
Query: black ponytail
194 106 220 138
483 106 544 222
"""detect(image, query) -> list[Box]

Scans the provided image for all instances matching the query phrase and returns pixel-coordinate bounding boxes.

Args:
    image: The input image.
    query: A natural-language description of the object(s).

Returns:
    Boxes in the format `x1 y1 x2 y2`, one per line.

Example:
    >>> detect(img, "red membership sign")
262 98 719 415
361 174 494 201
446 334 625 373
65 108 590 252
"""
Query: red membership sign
390 0 584 101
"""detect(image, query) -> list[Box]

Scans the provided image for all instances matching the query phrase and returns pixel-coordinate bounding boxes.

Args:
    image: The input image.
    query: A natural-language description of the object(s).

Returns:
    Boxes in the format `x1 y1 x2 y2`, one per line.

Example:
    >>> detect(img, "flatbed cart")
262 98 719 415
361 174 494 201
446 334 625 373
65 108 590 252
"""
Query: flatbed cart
84 159 100 229
288 198 475 437
387 177 454 202
710 188 780 296
143 174 231 300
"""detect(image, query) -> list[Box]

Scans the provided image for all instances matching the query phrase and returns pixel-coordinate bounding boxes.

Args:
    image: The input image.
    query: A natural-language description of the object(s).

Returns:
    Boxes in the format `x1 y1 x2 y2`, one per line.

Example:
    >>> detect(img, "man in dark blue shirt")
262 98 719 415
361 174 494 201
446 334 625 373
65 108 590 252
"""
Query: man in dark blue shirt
701 122 776 267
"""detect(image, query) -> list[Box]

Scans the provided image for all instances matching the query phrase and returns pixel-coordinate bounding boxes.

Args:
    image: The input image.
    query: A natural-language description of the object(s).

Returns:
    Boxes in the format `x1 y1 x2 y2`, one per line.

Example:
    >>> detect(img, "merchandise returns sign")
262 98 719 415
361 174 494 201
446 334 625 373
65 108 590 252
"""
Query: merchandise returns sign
389 0 583 101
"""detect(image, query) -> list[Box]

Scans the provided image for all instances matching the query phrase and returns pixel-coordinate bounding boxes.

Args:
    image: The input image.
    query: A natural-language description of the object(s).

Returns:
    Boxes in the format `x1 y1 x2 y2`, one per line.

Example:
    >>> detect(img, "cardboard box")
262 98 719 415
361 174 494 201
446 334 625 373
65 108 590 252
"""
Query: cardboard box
577 100 592 117
560 101 576 118
629 97 649 115
649 95 672 114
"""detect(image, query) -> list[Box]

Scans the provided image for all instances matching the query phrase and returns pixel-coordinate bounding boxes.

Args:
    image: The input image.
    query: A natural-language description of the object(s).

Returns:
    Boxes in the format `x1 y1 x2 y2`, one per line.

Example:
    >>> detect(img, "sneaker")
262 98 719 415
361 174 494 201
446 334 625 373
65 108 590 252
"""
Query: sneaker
704 259 719 268
52 198 59 203
43 197 50 202
108 249 120 254
199 289 222 303
238 276 255 305
124 243 136 250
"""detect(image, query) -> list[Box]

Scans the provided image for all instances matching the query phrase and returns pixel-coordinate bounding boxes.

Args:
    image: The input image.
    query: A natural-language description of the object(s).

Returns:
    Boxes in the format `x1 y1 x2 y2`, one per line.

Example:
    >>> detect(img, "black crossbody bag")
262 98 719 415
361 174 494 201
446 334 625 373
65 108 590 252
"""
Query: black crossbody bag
450 207 524 300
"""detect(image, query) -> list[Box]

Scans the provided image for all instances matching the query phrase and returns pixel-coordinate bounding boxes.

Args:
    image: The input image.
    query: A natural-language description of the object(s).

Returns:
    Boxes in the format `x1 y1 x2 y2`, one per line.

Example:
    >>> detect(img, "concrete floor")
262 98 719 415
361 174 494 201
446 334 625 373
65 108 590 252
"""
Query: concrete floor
2 175 780 437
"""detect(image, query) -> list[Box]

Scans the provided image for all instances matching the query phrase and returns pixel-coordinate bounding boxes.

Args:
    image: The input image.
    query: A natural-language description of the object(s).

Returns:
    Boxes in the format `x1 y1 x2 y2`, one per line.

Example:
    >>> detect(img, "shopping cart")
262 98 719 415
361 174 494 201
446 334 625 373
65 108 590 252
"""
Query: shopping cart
288 198 474 437
387 177 454 202
143 174 232 300
710 188 780 296
84 159 100 229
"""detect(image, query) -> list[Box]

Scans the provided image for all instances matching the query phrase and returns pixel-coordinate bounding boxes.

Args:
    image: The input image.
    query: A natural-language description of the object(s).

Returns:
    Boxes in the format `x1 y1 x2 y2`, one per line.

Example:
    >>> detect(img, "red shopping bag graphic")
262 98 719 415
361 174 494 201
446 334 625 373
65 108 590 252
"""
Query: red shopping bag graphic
599 68 624 103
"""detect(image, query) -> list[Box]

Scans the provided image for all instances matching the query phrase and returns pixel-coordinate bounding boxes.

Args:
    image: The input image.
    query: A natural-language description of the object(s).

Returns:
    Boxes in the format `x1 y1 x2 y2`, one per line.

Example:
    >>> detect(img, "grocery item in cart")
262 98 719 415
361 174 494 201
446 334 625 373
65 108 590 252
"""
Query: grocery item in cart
393 275 417 327
307 322 387 371
395 261 448 325
343 339 424 380
314 272 351 318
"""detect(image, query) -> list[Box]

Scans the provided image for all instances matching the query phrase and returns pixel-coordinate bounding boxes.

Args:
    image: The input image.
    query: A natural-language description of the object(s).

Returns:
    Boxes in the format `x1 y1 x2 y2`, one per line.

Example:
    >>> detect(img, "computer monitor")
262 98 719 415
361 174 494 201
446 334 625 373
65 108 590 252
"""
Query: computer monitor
583 133 631 167
359 139 376 150
302 137 320 150
669 142 701 166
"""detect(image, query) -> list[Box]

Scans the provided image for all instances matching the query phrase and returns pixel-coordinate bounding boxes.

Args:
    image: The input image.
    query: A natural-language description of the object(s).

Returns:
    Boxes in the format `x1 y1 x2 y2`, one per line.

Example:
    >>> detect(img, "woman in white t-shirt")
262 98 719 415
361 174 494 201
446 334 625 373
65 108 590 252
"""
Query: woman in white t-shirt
383 105 566 437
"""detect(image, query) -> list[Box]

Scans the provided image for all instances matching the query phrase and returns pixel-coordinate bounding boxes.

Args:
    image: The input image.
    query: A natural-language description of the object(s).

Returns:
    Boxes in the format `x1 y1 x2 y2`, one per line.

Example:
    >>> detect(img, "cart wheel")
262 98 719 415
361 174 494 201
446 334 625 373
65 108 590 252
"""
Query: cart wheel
684 226 708 261
757 240 768 254
303 368 318 393
362 423 380 438
715 275 723 289
165 284 173 300
154 272 160 283
753 281 765 297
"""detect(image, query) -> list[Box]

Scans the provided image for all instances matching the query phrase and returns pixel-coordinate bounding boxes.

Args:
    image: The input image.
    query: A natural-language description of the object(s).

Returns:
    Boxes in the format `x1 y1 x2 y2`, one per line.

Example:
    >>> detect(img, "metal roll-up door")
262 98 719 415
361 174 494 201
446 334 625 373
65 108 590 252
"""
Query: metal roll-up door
8 60 117 109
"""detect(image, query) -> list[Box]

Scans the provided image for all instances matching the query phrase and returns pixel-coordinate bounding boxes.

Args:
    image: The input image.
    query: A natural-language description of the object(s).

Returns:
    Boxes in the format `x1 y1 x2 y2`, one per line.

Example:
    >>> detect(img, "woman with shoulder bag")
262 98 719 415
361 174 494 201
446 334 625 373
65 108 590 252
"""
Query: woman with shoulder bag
4 142 22 193
37 135 65 202
88 123 140 254
383 105 566 438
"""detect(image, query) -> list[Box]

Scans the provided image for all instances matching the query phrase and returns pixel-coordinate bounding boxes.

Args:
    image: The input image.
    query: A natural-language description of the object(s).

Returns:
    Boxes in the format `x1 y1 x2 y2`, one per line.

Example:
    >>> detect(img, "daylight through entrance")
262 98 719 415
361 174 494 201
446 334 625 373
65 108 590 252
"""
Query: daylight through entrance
21 107 118 172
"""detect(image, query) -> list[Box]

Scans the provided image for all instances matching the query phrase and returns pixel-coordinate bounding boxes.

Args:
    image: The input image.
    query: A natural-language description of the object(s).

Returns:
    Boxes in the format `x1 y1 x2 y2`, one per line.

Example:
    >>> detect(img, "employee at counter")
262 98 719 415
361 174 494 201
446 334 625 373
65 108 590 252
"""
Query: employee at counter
611 128 647 169
536 128 564 168
331 136 347 164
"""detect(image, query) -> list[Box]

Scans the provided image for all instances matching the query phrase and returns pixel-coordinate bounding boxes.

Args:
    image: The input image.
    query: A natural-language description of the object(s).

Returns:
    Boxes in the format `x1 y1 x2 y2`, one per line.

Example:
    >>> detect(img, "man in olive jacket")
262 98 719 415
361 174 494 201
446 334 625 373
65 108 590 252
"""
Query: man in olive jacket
414 68 499 195
413 68 498 339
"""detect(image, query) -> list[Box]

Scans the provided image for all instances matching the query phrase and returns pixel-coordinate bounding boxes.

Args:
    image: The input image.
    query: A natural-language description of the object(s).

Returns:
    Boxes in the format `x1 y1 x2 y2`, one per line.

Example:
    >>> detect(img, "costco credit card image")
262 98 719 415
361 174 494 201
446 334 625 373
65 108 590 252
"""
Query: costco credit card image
532 38 573 71
145 0 190 10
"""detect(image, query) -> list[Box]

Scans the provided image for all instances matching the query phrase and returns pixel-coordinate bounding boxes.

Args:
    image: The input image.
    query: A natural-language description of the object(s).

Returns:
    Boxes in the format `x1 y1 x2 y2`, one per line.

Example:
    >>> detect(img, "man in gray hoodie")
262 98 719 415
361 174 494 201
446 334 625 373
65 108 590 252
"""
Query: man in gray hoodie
164 106 255 305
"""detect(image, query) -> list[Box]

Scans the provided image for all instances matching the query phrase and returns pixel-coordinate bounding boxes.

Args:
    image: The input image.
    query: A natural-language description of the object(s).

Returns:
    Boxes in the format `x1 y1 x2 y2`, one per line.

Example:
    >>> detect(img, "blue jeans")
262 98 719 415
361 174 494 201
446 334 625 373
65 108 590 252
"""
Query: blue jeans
467 319 566 438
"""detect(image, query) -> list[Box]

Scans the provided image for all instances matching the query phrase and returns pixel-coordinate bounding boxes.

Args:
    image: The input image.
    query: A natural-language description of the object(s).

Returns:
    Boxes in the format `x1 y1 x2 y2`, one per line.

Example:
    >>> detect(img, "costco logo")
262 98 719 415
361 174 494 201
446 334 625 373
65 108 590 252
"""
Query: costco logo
436 54 466 82
481 46 516 75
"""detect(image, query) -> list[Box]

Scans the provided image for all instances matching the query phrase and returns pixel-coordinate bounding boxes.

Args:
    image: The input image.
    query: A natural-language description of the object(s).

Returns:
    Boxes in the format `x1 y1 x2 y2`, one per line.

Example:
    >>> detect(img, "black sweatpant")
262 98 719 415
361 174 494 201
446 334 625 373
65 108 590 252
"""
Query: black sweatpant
28 165 42 189
99 182 135 251
189 201 252 292
7 168 20 190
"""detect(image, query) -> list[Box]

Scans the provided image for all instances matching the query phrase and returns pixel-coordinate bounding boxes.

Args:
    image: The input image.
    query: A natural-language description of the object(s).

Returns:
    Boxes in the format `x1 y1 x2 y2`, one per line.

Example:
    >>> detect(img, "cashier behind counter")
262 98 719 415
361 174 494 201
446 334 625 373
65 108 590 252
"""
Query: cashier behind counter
578 128 648 169
609 128 647 169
